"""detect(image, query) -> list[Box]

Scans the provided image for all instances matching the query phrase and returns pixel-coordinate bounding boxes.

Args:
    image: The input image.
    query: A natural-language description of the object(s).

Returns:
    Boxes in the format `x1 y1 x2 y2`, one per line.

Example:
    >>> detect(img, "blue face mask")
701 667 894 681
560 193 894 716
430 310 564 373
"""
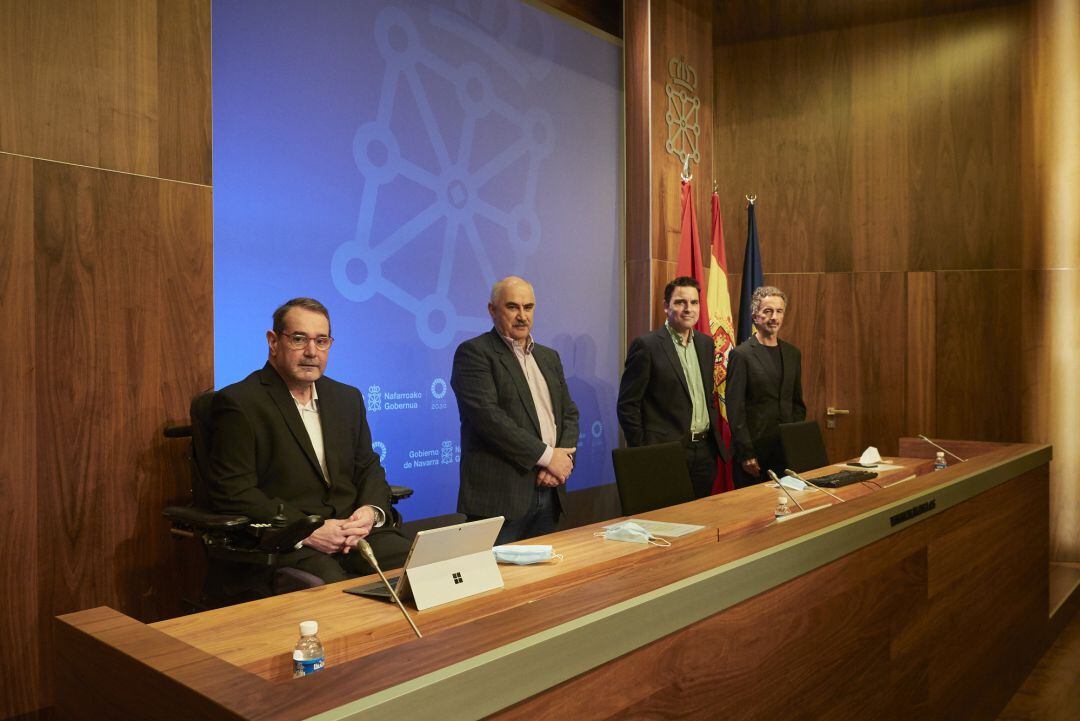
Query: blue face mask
595 522 671 546
492 544 562 565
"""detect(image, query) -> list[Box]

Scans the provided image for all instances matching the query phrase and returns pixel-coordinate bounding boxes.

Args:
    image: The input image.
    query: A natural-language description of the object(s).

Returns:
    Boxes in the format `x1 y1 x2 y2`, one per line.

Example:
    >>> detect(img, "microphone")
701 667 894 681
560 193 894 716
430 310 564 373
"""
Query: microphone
767 470 806 511
784 468 846 503
356 538 422 639
917 435 967 463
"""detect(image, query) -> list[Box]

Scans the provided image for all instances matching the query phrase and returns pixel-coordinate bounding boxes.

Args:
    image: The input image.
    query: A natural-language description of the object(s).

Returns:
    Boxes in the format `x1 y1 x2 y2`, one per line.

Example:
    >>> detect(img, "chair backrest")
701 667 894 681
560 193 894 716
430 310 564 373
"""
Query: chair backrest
779 420 829 473
188 391 217 508
611 442 695 516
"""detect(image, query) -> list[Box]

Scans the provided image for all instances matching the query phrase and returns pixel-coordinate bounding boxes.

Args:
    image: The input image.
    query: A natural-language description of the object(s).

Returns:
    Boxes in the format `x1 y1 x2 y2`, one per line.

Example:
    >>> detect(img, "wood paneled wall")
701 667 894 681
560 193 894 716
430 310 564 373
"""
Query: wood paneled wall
705 0 1080 564
708 2 1033 457
0 0 212 717
625 0 716 339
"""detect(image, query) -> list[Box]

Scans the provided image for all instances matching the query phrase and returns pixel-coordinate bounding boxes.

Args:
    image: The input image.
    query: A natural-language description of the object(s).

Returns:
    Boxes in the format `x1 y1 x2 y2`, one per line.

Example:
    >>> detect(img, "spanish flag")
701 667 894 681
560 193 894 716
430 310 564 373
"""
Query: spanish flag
707 191 735 493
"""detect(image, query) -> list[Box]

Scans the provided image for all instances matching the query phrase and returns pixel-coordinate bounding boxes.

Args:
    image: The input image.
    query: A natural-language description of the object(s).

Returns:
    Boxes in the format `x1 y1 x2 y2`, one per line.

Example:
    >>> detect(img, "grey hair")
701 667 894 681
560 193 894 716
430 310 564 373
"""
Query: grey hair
750 286 788 316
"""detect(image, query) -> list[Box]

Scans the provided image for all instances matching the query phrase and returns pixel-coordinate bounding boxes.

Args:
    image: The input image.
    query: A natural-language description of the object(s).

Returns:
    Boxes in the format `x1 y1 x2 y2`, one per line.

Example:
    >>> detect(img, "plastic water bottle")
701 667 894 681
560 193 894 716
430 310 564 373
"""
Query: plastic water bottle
774 496 792 520
293 620 325 678
934 452 947 471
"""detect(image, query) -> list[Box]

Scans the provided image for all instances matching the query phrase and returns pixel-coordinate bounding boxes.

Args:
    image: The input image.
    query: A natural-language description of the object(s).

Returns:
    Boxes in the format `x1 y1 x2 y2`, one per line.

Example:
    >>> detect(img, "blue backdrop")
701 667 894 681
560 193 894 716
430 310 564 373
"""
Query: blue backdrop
213 0 623 519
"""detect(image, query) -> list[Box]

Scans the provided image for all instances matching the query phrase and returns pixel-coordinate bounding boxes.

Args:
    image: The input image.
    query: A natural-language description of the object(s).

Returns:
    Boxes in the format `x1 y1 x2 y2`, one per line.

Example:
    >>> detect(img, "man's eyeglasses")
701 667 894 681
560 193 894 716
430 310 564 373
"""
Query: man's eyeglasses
279 332 334 351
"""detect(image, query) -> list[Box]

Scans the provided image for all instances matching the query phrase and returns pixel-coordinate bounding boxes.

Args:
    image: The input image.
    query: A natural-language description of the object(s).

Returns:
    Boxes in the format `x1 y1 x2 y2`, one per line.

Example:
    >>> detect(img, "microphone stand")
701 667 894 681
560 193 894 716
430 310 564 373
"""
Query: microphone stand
784 468 846 503
357 538 422 639
917 435 967 463
767 470 806 511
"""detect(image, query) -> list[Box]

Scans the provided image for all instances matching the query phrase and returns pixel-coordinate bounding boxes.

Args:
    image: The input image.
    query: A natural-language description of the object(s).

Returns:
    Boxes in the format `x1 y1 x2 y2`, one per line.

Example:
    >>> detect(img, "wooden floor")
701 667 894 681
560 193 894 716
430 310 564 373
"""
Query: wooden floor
998 564 1080 721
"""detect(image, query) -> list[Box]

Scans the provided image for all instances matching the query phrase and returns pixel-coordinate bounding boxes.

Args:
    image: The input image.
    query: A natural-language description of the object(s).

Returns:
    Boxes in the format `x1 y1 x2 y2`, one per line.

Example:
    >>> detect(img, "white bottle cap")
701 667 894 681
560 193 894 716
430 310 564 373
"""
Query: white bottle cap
936 451 945 458
299 620 318 636
777 496 788 504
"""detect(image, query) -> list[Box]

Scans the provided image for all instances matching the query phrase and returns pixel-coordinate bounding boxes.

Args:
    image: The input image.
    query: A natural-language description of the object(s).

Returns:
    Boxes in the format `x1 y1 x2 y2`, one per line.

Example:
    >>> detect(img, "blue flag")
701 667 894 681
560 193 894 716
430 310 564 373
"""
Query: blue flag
737 200 764 343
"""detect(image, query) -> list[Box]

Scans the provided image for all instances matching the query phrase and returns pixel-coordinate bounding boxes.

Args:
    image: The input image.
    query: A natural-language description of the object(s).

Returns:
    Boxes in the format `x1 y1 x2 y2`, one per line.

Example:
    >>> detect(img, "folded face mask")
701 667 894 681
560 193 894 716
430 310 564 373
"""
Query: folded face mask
595 521 671 547
492 544 561 565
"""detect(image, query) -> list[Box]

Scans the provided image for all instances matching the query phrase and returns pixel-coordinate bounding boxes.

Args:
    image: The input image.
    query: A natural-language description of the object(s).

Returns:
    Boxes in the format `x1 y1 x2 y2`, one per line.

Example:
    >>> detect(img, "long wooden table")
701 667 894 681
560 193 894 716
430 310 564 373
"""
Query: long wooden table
56 439 1053 720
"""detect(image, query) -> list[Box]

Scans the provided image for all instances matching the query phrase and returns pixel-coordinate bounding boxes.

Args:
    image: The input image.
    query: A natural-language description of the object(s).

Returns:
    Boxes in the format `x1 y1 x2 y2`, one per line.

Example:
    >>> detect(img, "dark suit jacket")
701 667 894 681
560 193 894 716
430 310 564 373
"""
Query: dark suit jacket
208 363 392 532
617 327 725 457
725 336 807 465
451 329 579 521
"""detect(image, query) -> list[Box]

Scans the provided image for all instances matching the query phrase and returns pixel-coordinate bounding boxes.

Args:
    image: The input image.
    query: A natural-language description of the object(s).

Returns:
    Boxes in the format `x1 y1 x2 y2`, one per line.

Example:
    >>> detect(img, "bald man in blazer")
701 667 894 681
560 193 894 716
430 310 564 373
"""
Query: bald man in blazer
452 277 579 545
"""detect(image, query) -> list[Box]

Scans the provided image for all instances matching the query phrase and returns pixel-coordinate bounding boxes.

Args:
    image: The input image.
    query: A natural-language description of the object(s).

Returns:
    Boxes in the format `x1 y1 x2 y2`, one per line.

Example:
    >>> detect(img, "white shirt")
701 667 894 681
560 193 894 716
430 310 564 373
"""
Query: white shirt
292 384 385 527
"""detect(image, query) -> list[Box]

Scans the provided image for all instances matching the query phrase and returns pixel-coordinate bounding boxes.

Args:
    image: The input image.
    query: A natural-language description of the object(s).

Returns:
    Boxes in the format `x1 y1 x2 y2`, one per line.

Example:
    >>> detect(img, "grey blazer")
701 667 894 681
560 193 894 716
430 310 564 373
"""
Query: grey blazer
451 329 579 520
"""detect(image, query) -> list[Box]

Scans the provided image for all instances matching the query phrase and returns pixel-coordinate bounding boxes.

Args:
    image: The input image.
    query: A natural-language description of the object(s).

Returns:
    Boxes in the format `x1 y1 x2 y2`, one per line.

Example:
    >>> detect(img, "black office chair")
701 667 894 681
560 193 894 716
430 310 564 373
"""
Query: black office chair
779 420 830 473
611 442 695 515
163 391 414 609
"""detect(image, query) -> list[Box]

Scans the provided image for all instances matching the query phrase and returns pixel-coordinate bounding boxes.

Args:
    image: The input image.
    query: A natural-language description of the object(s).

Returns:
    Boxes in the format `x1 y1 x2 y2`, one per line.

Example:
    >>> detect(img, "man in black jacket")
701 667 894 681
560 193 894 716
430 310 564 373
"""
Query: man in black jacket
208 297 410 584
617 277 724 498
725 286 806 488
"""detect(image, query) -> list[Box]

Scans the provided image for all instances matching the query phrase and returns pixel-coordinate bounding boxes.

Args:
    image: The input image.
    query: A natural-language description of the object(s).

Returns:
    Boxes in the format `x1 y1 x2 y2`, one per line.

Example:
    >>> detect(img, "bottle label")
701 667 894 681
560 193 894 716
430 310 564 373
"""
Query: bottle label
293 656 325 677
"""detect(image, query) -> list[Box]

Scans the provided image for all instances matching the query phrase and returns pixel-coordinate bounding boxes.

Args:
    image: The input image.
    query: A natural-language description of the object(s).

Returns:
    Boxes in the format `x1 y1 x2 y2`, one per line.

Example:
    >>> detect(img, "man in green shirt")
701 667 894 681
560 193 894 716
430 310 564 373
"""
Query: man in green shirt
617 277 725 497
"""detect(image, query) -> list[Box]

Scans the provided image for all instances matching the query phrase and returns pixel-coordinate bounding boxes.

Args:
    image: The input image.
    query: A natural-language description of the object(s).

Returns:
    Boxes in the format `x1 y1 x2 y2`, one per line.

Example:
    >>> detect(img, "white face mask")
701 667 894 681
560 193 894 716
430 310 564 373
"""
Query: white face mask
595 522 671 547
492 544 562 565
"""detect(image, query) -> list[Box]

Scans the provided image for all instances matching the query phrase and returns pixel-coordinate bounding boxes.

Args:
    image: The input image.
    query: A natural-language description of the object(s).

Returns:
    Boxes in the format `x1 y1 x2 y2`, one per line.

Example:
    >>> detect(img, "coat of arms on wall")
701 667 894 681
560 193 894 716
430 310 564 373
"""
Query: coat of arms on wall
665 56 700 170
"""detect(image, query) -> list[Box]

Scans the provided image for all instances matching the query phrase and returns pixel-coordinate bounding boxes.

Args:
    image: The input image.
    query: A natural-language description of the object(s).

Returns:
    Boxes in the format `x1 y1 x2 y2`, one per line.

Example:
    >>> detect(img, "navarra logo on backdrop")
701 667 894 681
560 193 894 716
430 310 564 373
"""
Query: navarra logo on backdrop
331 3 555 349
403 440 461 470
371 441 388 463
366 385 382 413
367 383 423 412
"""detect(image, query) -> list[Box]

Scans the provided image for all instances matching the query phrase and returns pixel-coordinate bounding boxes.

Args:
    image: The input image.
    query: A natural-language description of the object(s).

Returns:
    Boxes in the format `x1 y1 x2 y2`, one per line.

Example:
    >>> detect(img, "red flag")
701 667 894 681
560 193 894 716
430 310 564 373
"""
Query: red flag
707 191 736 493
675 179 710 334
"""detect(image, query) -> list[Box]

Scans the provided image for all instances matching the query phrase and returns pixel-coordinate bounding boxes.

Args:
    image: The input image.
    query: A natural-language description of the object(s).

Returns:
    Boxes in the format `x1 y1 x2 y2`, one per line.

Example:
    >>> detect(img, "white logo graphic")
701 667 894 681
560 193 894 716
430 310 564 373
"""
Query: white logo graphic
591 420 603 439
441 440 455 465
332 5 554 349
372 441 387 462
367 385 382 412
431 377 448 399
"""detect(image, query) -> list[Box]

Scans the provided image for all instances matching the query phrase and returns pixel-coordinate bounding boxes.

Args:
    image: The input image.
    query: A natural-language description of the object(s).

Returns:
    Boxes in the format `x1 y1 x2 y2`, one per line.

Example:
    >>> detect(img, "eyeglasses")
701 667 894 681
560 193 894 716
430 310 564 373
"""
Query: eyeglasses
279 332 334 351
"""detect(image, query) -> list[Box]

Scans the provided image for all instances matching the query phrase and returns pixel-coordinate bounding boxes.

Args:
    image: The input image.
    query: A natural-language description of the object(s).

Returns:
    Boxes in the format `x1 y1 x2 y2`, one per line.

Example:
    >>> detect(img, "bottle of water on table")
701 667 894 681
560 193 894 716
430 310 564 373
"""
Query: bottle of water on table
934 451 947 471
293 620 325 678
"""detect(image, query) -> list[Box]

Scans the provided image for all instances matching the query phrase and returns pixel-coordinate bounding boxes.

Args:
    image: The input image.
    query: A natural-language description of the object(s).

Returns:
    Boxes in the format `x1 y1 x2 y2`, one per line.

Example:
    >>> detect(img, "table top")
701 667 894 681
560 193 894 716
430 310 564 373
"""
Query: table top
152 457 930 684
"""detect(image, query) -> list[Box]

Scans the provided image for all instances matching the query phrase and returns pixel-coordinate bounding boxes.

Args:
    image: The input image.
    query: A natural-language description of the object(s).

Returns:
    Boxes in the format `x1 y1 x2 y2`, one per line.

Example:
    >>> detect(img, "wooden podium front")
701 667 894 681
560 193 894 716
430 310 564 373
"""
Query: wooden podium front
56 440 1052 720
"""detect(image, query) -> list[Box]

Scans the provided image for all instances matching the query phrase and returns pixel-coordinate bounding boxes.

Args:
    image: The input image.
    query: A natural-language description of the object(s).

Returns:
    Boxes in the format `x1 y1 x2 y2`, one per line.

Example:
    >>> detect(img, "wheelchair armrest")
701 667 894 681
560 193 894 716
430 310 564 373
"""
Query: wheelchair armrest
256 515 324 554
164 505 249 530
389 485 413 504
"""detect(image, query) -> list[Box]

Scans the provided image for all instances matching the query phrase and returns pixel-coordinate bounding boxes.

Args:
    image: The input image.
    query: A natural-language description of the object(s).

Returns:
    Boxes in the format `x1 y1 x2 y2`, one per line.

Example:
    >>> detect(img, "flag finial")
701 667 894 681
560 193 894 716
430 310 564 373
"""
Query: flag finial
745 193 756 205
681 156 692 182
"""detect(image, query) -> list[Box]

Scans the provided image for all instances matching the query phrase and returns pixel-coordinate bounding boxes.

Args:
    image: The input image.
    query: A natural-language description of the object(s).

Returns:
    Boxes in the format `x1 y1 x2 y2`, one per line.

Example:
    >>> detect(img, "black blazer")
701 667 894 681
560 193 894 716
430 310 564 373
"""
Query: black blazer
725 336 806 464
451 329 579 521
208 363 392 527
617 327 725 457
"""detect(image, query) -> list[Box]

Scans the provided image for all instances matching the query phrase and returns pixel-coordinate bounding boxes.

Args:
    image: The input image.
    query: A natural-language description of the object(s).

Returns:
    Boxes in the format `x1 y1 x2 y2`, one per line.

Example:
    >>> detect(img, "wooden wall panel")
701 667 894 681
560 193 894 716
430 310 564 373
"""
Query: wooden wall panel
935 270 1023 442
156 0 212 186
822 272 909 460
624 0 652 341
714 29 850 275
1022 269 1080 564
28 160 213 714
0 155 40 718
905 271 937 438
0 0 211 186
649 0 714 265
715 4 1028 276
906 6 1025 272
